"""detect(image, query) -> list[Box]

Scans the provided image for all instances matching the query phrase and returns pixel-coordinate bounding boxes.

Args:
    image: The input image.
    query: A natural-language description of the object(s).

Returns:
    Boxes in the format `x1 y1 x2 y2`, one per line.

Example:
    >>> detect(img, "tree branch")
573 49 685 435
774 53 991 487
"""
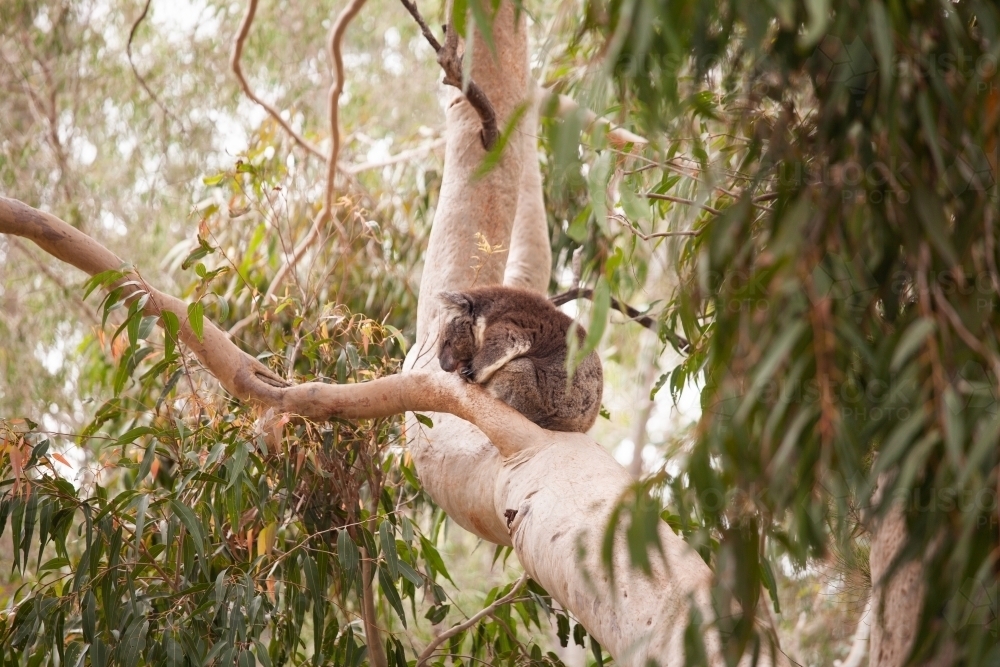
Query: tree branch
342 137 446 174
128 0 184 129
550 287 657 331
644 191 721 216
399 0 499 150
550 92 648 146
610 212 701 241
228 0 366 338
360 549 388 667
6 236 100 327
230 0 325 160
0 196 546 458
416 573 529 666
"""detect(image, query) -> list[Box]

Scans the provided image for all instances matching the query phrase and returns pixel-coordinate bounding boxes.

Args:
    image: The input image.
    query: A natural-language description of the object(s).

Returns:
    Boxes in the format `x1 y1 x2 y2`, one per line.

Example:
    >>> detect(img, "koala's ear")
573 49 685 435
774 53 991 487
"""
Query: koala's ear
439 291 473 314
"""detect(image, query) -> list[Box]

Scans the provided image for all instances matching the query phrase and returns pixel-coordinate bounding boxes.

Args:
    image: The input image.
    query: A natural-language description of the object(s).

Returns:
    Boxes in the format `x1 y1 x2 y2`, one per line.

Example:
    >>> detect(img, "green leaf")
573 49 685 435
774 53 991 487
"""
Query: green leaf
451 0 467 39
397 560 423 587
424 603 449 624
591 635 605 666
419 536 456 585
187 301 205 341
587 152 613 232
82 590 97 642
735 320 808 423
575 277 610 372
557 613 570 647
136 439 157 485
890 318 936 372
799 0 830 47
338 530 360 580
82 268 128 300
168 499 207 578
133 493 150 558
620 185 652 226
474 102 528 177
868 1 894 96
91 638 108 667
379 521 399 580
760 556 781 614
254 640 272 667
378 563 407 628
912 188 957 267
226 442 249 490
137 315 159 341
649 372 669 401
414 413 433 429
119 617 148 667
162 310 180 360
39 556 69 571
469 0 496 56
116 426 157 448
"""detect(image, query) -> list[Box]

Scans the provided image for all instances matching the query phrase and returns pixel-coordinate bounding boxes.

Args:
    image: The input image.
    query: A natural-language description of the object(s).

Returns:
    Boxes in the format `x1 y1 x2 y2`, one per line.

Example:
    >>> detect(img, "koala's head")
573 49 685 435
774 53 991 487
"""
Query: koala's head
437 292 477 375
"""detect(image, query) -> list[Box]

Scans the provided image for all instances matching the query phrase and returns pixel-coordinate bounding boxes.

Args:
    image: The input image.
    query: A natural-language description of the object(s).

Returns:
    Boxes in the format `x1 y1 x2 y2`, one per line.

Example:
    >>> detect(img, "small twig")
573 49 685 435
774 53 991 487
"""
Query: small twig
551 92 648 146
610 212 701 240
550 287 656 331
624 161 776 212
643 192 721 216
931 280 1000 383
916 245 952 460
416 573 529 666
984 207 1000 297
342 137 446 174
398 0 499 150
231 0 325 160
323 0 368 215
7 237 100 326
127 0 183 128
229 0 365 338
399 0 440 51
360 548 389 667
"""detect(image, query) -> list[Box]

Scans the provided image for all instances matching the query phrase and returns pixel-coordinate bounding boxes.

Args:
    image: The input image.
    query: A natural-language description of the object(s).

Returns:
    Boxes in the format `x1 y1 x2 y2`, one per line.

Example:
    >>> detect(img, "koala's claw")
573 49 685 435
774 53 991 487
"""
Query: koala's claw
459 366 475 381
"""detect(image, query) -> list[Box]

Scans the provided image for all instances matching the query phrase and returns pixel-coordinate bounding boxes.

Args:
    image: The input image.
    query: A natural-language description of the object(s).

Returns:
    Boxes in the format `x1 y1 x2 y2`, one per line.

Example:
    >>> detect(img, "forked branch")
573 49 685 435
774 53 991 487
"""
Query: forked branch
416 573 529 666
399 0 499 150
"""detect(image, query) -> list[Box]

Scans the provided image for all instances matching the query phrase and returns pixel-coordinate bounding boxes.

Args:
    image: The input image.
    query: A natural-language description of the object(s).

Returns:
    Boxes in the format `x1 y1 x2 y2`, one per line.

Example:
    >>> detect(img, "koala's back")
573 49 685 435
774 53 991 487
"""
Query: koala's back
450 286 603 432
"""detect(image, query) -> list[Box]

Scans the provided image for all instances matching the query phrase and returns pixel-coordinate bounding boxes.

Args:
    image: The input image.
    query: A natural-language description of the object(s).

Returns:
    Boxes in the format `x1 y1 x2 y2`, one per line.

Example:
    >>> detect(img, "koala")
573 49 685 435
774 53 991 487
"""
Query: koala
436 286 603 432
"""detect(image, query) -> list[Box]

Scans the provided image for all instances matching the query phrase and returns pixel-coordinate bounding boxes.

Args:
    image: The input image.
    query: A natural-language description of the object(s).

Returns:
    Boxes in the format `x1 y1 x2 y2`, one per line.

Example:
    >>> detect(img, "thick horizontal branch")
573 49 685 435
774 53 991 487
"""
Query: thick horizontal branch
0 196 541 458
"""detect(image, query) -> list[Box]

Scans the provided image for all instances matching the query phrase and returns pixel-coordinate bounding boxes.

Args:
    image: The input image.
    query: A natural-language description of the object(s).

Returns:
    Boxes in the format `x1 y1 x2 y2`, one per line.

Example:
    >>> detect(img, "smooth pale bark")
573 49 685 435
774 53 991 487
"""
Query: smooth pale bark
503 87 551 294
400 6 786 666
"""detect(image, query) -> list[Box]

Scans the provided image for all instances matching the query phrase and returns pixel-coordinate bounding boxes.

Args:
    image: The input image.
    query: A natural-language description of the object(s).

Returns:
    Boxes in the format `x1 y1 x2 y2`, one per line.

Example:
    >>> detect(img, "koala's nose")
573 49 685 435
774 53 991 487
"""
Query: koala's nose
459 366 474 381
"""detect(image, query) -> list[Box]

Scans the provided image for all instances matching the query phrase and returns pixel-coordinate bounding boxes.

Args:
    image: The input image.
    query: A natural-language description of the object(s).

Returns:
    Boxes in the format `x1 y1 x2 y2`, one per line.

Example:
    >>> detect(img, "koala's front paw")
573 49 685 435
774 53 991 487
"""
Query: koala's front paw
459 366 475 382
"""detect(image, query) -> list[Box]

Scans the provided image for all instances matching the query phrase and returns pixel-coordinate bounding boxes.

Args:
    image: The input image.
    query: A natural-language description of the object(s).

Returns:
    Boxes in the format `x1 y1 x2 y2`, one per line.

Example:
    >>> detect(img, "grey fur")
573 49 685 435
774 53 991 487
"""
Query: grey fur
437 286 604 432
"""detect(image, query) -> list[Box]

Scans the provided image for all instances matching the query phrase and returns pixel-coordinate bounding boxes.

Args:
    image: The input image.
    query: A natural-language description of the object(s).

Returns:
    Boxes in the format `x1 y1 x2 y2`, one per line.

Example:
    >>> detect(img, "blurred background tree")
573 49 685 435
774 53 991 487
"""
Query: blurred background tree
1 0 998 664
